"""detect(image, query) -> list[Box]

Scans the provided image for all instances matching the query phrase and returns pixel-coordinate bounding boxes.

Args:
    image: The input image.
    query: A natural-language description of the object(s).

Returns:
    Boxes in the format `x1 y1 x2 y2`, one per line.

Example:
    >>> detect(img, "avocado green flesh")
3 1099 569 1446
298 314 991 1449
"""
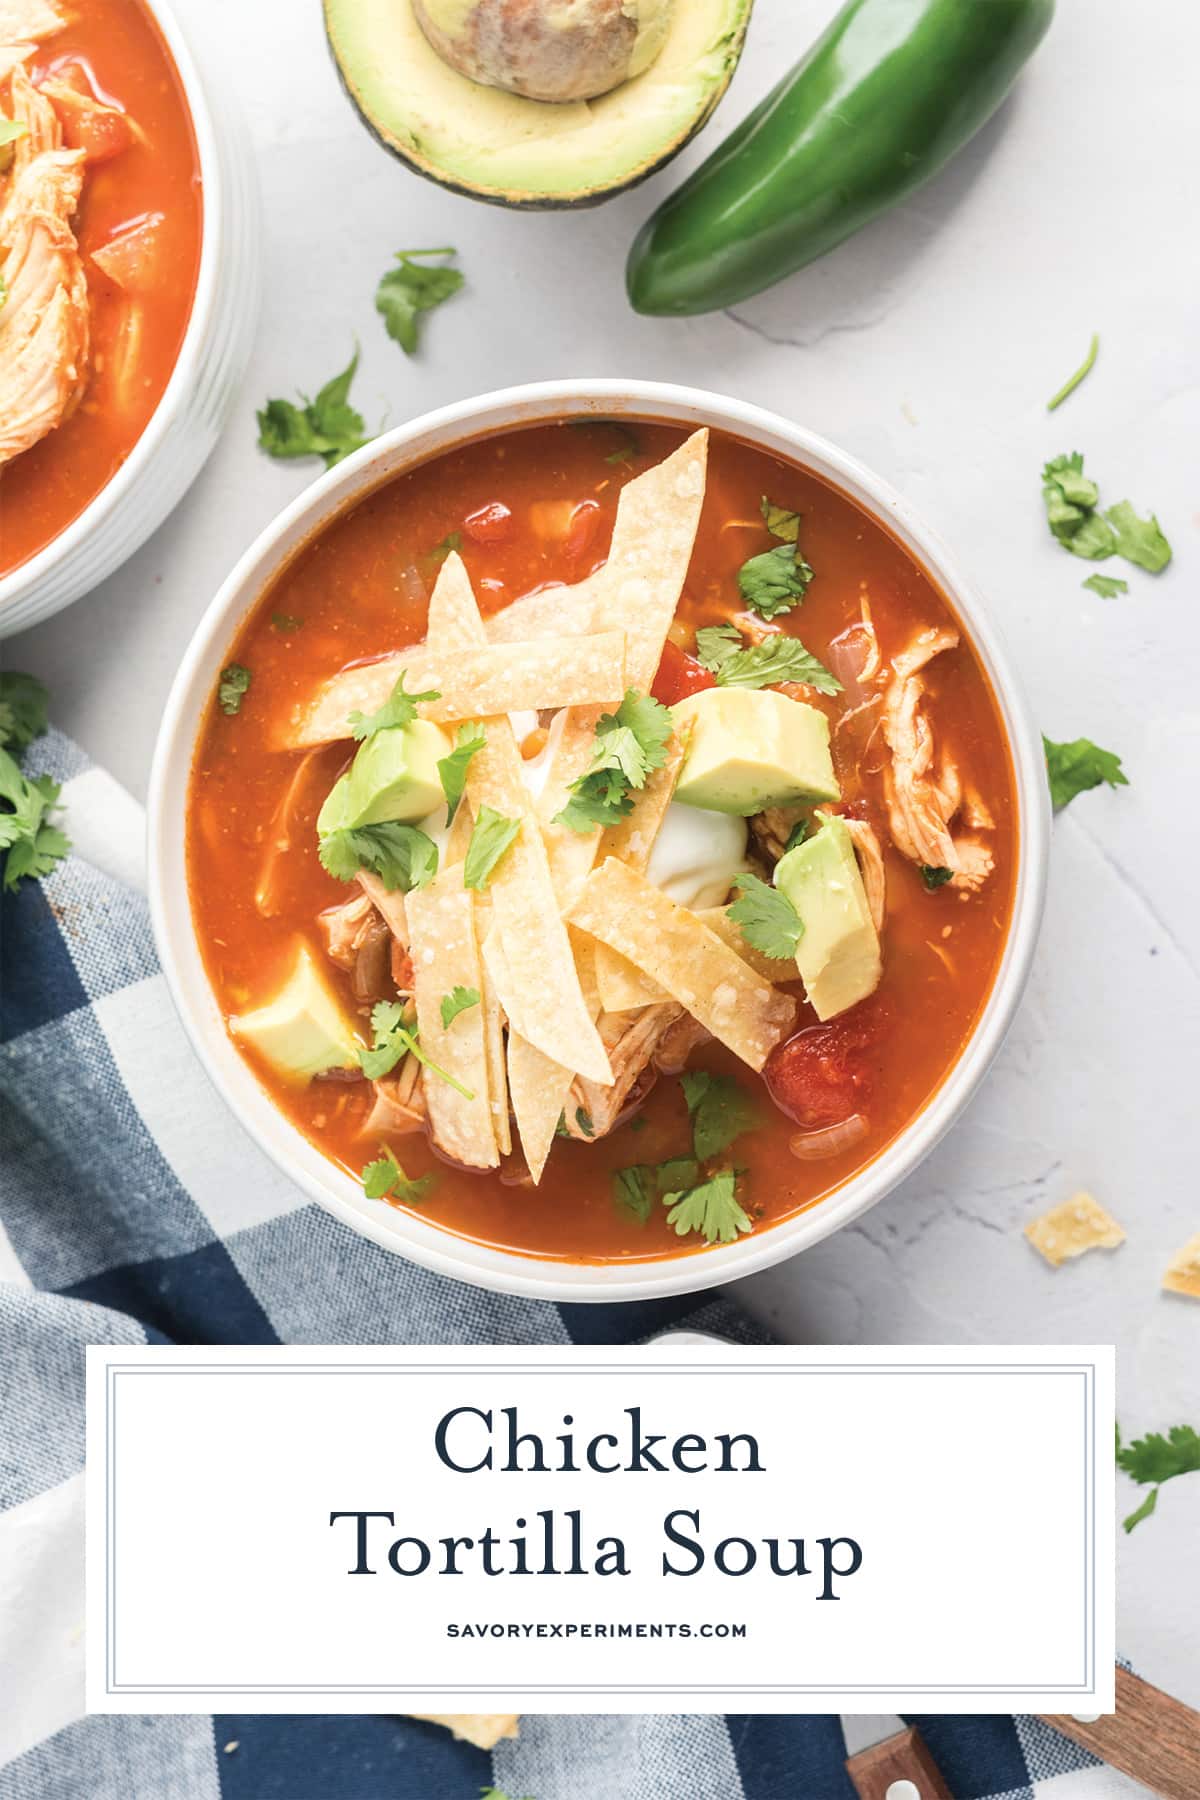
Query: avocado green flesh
324 0 753 207
318 720 449 836
671 687 840 816
775 818 881 1022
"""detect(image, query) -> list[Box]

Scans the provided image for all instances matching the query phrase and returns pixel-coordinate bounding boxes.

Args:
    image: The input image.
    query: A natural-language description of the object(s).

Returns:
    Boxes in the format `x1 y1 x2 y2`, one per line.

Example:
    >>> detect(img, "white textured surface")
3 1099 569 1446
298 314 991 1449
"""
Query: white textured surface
7 0 1198 1708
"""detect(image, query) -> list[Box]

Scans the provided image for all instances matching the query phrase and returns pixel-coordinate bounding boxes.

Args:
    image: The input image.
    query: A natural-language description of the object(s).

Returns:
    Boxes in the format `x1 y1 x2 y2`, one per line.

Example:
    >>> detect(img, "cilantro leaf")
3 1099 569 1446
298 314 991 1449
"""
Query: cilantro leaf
784 819 810 853
728 871 803 960
680 1071 759 1162
1117 1425 1200 1488
553 689 673 833
1041 453 1116 560
1042 734 1129 811
0 749 70 892
0 672 48 753
613 1166 655 1222
737 541 814 618
1104 500 1172 574
217 664 251 716
438 723 486 826
760 494 801 543
271 612 304 633
360 1000 474 1097
1046 333 1099 412
441 985 480 1029
464 804 520 890
362 1143 436 1205
318 821 439 891
696 625 841 696
256 351 371 469
375 247 463 355
919 864 953 890
663 1170 753 1245
347 670 440 741
1123 1489 1158 1534
1081 574 1128 598
428 530 463 565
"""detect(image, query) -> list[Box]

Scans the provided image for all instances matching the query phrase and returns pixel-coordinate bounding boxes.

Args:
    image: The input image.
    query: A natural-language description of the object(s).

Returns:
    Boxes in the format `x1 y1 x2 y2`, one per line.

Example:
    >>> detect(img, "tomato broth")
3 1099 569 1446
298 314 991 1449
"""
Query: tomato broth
187 420 1017 1264
0 0 203 574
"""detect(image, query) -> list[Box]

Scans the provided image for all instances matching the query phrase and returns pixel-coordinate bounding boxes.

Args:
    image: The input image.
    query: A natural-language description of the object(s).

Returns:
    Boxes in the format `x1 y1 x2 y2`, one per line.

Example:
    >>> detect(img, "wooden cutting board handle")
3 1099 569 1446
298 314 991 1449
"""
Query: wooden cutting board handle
1040 1666 1200 1800
845 1725 955 1800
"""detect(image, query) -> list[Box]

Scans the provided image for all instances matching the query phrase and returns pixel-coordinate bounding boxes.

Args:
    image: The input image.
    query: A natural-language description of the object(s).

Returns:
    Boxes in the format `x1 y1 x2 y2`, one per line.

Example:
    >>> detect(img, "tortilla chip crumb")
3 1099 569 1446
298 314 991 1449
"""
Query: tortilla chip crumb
1162 1232 1200 1300
1024 1191 1126 1267
407 1713 520 1750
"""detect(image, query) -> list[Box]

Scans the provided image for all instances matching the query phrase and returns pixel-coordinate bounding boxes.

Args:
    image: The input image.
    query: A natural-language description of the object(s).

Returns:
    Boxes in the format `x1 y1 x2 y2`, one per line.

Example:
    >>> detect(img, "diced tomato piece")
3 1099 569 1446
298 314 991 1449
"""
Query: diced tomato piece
651 640 717 706
45 68 134 163
764 1002 887 1129
91 213 166 295
463 501 513 545
565 499 601 562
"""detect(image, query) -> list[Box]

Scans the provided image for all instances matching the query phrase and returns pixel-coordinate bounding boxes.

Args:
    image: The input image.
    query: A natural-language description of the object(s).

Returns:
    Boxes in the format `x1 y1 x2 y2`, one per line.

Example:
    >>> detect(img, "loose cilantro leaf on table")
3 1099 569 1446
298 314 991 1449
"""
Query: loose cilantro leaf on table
919 864 953 891
0 753 70 892
348 670 440 740
360 1000 474 1097
362 1143 436 1205
0 671 48 753
441 986 480 1029
217 664 251 716
375 247 463 354
464 804 520 890
1046 333 1099 411
1041 453 1116 560
1081 574 1128 599
257 351 371 469
1042 735 1129 812
728 871 803 960
319 820 439 891
663 1170 753 1246
554 689 672 833
438 723 486 826
680 1072 758 1163
694 623 840 696
1104 499 1172 573
1117 1424 1200 1534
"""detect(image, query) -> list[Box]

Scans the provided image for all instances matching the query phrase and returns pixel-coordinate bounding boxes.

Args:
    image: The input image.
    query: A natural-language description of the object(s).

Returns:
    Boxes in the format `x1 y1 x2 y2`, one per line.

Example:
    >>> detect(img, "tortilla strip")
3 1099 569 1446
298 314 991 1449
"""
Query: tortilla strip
569 859 796 1070
484 571 603 643
477 926 512 1157
535 431 708 901
284 634 626 748
594 906 785 1013
405 876 496 1169
590 730 689 1006
422 554 612 1086
407 1714 520 1751
356 869 409 946
506 1031 574 1185
1163 1232 1200 1300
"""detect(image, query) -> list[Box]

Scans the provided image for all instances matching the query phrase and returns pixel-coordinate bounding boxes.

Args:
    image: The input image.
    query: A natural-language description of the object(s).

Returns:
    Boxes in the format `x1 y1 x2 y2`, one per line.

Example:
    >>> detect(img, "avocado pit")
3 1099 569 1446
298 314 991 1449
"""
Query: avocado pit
412 0 673 103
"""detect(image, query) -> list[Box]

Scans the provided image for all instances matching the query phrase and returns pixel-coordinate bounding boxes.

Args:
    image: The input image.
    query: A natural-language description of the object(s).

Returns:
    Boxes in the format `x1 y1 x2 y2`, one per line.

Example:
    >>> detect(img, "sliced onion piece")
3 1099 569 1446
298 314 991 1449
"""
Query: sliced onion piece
788 1114 869 1161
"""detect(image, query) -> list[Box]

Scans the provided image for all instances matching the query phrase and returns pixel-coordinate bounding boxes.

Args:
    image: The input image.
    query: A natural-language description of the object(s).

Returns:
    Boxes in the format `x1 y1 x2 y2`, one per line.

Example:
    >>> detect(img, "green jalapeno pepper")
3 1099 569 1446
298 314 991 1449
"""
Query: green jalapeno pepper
627 0 1055 316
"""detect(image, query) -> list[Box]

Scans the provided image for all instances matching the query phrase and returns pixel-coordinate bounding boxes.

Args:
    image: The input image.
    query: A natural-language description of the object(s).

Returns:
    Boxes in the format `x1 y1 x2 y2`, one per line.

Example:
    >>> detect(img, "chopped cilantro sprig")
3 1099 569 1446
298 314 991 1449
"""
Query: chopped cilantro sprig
318 820 439 892
694 623 840 696
1117 1423 1200 1534
375 247 463 355
1046 333 1099 412
1043 735 1129 811
0 673 69 893
359 999 474 1098
438 723 486 826
728 871 803 960
737 495 814 619
440 986 480 1029
554 689 673 834
257 350 371 469
464 805 520 890
362 1143 436 1206
348 671 440 741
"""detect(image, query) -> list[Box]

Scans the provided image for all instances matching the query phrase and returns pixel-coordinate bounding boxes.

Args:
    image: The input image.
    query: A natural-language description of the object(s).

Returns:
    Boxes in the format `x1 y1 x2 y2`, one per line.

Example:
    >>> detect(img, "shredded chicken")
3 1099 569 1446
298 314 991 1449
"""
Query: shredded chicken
750 805 807 867
564 1002 685 1140
652 1011 712 1075
317 892 376 970
854 597 882 683
841 816 886 934
0 61 89 465
363 1059 426 1138
948 833 995 894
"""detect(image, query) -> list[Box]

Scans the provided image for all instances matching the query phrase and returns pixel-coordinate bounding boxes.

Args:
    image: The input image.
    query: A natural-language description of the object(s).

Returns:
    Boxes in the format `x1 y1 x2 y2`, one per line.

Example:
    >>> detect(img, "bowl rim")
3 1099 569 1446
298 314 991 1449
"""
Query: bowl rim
148 377 1050 1304
0 0 225 613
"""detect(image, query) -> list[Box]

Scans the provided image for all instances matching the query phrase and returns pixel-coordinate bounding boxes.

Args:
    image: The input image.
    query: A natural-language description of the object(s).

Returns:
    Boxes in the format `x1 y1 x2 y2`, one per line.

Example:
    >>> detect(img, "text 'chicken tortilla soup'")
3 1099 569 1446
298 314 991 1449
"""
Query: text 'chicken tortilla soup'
0 0 202 575
188 420 1017 1264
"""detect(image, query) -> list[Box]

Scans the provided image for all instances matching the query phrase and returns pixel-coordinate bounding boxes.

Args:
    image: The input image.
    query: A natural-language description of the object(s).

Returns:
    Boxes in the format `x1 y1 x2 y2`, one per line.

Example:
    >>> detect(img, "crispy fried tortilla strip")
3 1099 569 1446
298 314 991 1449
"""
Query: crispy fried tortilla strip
536 431 708 901
698 905 792 984
284 633 626 748
1163 1232 1200 1300
506 1032 574 1185
484 572 602 642
422 554 612 1087
406 1714 519 1750
590 729 689 1007
570 859 796 1070
477 928 511 1158
356 870 409 946
593 904 786 1012
405 876 496 1170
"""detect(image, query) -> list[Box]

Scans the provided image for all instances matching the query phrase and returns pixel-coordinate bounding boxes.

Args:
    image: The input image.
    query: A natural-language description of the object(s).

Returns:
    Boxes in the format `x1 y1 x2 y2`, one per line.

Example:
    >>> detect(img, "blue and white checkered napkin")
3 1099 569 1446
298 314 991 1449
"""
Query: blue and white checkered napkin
0 733 1140 1799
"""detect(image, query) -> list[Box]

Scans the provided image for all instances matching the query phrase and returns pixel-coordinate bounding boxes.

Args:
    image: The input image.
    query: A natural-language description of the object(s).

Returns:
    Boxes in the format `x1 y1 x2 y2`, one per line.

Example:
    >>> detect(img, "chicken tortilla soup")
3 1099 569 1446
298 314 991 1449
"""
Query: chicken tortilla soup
188 420 1017 1263
0 0 202 575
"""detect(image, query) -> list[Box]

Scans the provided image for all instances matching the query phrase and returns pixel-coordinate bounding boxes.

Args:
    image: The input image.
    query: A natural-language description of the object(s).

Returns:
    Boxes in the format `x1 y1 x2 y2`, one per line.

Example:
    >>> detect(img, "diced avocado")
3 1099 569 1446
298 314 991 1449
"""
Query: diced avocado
230 943 363 1082
671 687 840 816
317 720 451 835
774 817 881 1022
323 0 752 209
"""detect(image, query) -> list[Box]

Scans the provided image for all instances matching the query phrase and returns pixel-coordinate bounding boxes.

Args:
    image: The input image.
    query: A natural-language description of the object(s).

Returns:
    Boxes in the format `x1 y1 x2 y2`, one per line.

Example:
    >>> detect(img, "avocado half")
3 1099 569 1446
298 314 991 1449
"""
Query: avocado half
324 0 754 210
